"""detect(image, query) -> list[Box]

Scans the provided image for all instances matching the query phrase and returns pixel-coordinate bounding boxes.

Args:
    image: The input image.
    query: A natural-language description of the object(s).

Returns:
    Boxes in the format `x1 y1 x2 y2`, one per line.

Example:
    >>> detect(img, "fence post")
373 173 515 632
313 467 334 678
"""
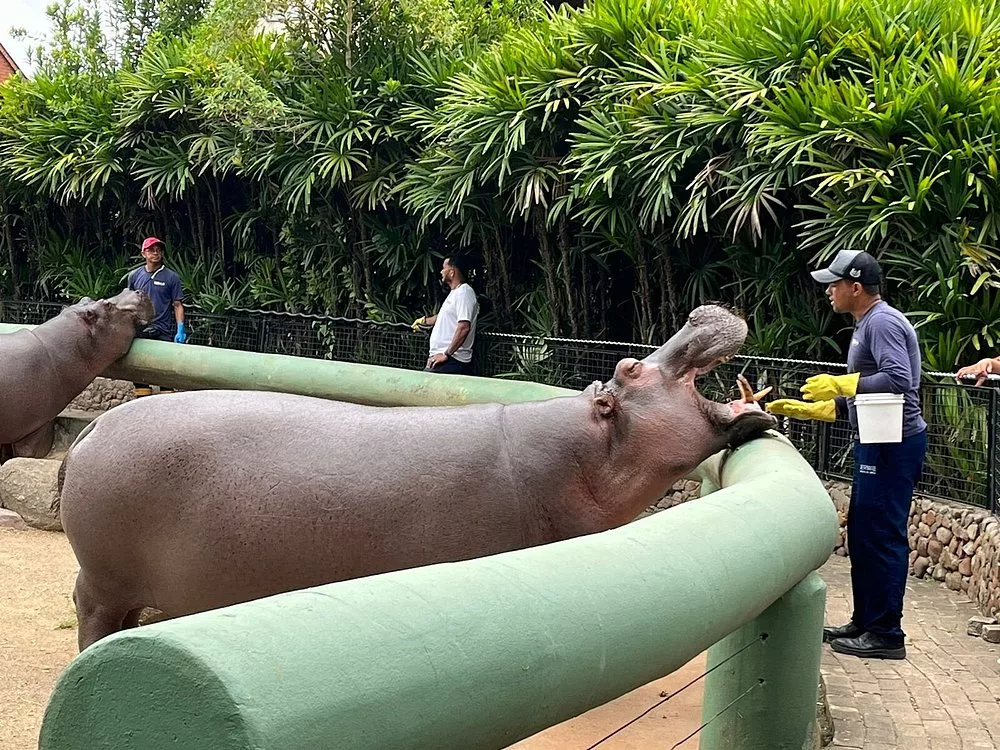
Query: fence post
699 571 826 750
989 389 1000 514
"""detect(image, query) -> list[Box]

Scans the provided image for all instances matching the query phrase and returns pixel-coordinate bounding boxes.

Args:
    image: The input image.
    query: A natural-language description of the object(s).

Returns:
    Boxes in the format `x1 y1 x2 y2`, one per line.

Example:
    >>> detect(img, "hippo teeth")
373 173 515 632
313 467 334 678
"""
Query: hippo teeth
736 374 772 403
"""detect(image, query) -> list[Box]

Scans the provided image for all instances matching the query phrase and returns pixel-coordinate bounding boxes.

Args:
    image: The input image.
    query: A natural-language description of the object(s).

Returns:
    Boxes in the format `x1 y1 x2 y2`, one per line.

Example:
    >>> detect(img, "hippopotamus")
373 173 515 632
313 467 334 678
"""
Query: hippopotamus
58 304 777 651
0 291 153 461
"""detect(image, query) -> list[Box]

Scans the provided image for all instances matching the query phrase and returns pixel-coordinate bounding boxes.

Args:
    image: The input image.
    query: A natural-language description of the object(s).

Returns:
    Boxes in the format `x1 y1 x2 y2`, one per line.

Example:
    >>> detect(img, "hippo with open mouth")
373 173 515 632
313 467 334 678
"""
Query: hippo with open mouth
57 304 776 650
0 291 153 461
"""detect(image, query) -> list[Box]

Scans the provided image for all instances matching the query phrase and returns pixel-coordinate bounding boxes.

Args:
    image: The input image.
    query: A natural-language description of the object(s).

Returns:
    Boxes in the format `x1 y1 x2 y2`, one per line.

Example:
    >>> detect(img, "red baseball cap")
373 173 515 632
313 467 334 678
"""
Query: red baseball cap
141 237 165 252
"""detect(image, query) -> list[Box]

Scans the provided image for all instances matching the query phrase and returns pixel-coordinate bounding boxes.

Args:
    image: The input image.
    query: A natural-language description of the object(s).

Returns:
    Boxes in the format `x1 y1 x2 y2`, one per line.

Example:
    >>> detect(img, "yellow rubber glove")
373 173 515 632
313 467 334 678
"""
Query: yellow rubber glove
801 372 860 402
410 316 426 331
765 399 837 423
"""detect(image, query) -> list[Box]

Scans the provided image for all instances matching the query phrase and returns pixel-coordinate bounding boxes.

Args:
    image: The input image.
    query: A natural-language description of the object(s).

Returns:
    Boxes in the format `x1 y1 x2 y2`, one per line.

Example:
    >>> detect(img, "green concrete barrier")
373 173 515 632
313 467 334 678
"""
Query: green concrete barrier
39 433 837 750
0 323 571 406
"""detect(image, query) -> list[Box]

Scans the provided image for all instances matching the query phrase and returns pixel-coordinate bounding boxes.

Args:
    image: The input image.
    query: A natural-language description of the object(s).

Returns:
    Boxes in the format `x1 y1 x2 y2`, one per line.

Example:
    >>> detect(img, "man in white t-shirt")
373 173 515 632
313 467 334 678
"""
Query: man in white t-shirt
411 254 479 375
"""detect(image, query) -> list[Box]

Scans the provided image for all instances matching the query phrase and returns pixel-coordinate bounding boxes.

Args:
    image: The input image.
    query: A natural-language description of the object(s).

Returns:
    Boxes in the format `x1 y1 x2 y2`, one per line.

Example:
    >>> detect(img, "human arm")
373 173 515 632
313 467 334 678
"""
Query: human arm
801 316 913 400
854 316 914 394
427 321 471 368
957 357 1000 386
172 278 186 343
412 313 437 330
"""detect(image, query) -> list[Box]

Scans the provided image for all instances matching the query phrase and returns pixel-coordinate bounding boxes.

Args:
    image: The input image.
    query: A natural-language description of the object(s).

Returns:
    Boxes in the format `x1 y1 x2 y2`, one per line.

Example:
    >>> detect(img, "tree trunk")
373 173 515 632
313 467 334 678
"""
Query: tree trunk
2 208 19 299
635 240 652 343
557 213 578 337
493 225 513 328
533 211 561 335
658 246 680 337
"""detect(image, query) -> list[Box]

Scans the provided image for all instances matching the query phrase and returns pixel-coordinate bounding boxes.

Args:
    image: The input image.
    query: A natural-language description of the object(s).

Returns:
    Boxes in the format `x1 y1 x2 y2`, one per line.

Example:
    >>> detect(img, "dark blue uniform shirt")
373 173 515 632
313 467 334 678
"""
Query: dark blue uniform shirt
836 300 927 438
127 266 183 336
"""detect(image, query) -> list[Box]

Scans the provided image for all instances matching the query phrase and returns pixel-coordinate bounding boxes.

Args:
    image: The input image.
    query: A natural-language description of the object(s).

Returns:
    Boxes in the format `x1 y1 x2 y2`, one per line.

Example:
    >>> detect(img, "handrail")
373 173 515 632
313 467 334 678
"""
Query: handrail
39 431 837 749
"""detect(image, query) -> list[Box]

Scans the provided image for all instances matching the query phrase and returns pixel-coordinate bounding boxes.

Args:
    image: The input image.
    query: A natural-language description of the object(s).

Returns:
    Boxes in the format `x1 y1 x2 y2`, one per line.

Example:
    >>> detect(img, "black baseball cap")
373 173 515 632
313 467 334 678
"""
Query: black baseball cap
810 250 882 286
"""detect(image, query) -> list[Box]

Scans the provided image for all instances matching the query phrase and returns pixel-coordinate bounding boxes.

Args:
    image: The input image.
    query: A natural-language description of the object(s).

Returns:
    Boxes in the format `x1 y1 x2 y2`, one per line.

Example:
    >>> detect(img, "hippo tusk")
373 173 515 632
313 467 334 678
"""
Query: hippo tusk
736 374 772 404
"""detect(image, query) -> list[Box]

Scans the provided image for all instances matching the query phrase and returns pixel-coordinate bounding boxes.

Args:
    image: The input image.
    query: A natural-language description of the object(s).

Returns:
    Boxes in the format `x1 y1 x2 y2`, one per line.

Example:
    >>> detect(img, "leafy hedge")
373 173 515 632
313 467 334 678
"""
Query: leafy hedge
2 0 1000 366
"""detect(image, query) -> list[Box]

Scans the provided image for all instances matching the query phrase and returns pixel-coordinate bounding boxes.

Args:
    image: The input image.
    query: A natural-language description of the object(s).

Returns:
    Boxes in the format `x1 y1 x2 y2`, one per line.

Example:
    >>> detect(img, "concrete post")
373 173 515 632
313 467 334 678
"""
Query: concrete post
699 572 827 750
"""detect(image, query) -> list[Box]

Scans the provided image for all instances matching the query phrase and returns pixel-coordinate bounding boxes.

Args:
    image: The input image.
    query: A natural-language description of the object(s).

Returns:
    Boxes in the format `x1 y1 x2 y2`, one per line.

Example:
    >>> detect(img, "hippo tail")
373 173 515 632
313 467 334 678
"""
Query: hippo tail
53 417 101 518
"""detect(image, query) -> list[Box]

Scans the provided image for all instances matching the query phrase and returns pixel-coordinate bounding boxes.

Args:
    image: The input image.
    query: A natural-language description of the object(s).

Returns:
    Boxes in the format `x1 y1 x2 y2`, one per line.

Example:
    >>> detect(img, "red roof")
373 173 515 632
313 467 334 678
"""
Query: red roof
0 42 20 83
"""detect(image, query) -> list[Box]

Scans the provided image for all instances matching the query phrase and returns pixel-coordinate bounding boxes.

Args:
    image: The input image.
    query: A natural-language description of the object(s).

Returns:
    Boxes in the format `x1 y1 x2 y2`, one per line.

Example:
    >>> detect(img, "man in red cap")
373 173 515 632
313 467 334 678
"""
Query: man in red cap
125 237 186 396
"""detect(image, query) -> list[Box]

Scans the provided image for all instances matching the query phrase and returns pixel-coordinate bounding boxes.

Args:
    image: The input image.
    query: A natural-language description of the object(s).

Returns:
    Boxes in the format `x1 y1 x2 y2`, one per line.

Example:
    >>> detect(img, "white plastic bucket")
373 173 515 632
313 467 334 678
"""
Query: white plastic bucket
854 393 904 444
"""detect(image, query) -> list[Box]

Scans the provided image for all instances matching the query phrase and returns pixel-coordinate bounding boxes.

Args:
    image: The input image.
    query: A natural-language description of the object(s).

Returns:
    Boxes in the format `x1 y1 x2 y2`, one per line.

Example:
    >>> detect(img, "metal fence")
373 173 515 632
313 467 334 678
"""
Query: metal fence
2 298 995 512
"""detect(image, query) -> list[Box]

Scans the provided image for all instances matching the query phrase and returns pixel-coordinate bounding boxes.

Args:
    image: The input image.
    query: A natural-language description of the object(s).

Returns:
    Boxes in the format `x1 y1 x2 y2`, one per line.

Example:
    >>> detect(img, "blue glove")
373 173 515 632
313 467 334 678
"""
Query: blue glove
174 322 187 344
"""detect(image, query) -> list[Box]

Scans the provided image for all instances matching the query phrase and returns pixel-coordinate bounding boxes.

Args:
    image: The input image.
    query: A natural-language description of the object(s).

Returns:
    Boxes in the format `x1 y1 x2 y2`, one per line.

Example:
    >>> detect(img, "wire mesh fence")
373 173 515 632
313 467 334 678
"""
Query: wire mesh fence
2 298 995 512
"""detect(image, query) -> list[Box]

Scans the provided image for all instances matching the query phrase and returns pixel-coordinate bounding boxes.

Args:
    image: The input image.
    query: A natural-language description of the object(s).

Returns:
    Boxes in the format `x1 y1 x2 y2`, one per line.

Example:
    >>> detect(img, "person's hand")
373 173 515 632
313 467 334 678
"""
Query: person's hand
765 399 837 422
174 322 187 344
411 316 426 331
957 358 995 386
801 372 859 401
427 353 448 369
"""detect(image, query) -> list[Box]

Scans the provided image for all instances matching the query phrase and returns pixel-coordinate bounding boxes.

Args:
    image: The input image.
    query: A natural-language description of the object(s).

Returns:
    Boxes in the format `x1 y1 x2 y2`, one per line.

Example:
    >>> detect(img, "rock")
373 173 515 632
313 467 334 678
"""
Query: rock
941 548 955 570
835 547 848 557
933 564 948 582
936 527 953 544
913 557 931 578
0 458 62 531
918 522 931 537
949 537 960 553
0 508 28 530
923 510 938 527
959 557 973 577
963 541 977 557
946 572 964 591
983 625 1000 644
909 550 919 566
917 537 929 557
920 498 933 512
969 523 980 541
928 539 943 561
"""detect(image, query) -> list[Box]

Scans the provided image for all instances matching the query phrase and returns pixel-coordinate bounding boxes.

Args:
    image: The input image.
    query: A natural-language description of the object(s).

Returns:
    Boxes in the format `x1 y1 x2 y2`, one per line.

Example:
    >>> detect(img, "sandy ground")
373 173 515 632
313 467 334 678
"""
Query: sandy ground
0 528 79 750
0 527 702 750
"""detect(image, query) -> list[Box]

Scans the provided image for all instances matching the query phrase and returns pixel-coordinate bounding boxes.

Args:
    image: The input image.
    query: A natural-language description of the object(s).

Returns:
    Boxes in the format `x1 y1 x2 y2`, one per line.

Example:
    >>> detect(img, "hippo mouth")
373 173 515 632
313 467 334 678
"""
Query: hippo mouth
685 365 775 429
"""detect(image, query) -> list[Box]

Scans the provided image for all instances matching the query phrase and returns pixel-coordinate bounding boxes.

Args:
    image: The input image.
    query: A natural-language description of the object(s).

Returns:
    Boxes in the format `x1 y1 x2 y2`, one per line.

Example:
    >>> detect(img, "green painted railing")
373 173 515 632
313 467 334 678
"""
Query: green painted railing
30 334 837 750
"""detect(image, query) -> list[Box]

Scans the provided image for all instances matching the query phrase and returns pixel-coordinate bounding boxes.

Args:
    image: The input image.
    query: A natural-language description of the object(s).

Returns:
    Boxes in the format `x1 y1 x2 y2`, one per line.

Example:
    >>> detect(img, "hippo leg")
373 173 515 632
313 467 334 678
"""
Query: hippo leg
73 571 137 651
12 422 55 459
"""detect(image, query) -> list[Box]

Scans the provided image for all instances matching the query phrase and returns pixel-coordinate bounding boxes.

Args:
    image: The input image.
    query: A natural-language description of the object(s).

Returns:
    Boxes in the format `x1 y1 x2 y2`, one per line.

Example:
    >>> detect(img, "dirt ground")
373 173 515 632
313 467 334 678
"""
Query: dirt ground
0 526 702 750
0 528 79 750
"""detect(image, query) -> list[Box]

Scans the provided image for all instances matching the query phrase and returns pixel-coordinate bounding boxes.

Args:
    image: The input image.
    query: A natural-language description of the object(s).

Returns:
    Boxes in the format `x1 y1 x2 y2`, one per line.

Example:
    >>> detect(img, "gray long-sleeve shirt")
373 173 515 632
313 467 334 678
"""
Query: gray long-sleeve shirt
834 300 927 438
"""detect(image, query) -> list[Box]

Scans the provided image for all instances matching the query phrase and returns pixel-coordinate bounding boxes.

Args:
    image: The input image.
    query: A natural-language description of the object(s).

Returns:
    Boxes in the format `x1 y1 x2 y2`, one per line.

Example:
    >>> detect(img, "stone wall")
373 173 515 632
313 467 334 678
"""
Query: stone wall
67 377 134 412
648 477 1000 621
827 480 1000 619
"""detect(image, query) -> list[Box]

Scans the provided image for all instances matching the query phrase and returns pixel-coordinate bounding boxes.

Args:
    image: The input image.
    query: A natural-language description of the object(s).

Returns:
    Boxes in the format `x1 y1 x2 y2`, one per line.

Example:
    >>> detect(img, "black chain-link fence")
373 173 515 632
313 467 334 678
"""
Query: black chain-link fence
2 299 995 512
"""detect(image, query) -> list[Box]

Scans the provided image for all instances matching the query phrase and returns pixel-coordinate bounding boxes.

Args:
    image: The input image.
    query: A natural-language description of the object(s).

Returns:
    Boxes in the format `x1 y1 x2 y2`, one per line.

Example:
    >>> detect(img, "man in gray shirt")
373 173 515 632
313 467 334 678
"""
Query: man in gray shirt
767 250 927 659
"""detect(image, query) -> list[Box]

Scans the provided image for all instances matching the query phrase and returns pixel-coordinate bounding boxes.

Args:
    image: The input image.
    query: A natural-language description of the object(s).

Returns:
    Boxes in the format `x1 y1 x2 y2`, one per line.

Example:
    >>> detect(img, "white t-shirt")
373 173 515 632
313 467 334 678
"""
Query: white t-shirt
429 283 478 363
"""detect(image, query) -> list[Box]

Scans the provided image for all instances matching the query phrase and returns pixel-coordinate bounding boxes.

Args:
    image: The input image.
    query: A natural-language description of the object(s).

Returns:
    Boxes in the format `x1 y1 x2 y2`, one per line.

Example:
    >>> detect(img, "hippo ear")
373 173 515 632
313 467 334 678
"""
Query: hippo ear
592 391 617 419
79 308 99 328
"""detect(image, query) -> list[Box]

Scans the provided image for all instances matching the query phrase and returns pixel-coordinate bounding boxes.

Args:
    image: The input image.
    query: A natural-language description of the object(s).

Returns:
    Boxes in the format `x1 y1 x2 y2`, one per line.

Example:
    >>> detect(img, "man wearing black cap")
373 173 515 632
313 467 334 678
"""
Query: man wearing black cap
767 250 927 659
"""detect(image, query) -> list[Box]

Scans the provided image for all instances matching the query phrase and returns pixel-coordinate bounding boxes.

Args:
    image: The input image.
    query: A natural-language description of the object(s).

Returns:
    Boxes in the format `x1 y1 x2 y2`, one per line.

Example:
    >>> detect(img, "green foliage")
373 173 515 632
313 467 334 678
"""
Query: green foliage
3 0 1000 369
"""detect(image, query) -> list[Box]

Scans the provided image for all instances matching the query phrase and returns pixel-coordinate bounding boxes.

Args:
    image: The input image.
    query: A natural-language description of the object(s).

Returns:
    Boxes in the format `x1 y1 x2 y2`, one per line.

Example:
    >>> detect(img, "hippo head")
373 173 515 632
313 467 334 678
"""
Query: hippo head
68 290 155 357
589 304 777 460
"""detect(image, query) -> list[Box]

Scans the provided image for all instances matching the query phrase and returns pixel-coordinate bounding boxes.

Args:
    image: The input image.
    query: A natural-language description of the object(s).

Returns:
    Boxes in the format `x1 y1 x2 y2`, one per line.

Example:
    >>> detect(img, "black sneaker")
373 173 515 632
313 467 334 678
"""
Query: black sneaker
830 631 906 660
822 621 864 643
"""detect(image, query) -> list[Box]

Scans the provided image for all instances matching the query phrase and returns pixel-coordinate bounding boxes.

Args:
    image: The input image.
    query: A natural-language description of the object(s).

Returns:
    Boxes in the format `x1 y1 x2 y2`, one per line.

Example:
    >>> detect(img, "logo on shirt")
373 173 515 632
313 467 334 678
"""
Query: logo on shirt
859 464 877 475
153 281 166 286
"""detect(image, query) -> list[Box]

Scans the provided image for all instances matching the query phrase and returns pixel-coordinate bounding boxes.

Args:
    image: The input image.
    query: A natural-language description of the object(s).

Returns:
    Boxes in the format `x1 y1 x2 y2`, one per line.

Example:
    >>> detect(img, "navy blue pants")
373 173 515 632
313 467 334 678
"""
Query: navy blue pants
424 357 473 375
847 429 927 643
